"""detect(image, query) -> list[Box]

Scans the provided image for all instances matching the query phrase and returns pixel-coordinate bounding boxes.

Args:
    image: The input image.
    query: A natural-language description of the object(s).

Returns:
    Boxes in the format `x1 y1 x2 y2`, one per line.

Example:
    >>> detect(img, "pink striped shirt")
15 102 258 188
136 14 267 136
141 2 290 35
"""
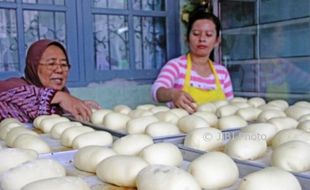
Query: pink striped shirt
152 55 234 104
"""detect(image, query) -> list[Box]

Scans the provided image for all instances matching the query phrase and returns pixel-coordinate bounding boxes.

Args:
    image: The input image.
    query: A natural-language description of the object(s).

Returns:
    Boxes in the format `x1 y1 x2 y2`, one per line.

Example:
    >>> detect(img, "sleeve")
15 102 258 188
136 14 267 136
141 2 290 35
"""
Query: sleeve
0 85 58 122
151 60 180 102
223 69 234 100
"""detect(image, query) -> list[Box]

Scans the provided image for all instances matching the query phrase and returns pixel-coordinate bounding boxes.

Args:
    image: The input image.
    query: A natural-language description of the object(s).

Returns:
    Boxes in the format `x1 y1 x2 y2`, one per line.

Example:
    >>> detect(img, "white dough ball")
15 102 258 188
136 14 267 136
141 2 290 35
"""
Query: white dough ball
74 146 116 173
230 97 248 103
257 110 286 122
0 122 24 140
126 116 159 134
145 122 181 137
216 105 239 117
96 155 148 187
237 107 262 121
240 123 278 144
224 133 267 160
136 104 156 110
72 131 113 149
0 159 66 190
154 111 179 124
113 104 132 114
297 120 310 132
50 121 82 139
5 127 38 147
267 99 289 111
113 134 153 155
177 115 210 133
136 165 201 190
0 148 38 175
0 118 20 128
271 128 310 148
217 115 247 130
170 108 189 118
128 109 153 118
139 143 183 166
189 152 239 189
230 102 252 109
267 117 298 131
103 112 131 130
197 102 217 113
285 105 310 120
39 117 70 133
33 114 59 129
238 167 301 190
184 127 223 151
258 104 283 111
212 100 229 109
248 97 266 107
21 176 90 190
272 140 310 172
60 126 94 147
193 111 218 127
298 113 310 122
90 109 112 125
293 101 310 109
13 134 51 153
150 106 170 114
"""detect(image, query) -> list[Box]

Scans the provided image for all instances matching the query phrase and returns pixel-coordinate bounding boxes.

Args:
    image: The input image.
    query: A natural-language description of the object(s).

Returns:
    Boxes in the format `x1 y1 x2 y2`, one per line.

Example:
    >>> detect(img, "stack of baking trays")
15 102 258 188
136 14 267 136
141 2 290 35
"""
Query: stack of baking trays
0 97 310 189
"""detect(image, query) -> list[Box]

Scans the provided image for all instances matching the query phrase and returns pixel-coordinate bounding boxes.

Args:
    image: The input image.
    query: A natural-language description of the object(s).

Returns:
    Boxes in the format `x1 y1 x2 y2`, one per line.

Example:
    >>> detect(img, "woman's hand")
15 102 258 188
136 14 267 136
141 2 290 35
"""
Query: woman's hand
171 89 197 113
52 91 94 121
83 100 102 110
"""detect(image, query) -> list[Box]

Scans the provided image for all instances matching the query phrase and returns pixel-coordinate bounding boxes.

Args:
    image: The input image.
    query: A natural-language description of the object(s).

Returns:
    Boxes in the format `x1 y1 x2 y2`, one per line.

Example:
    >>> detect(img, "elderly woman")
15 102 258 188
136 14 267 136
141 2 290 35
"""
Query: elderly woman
0 39 100 122
151 10 234 113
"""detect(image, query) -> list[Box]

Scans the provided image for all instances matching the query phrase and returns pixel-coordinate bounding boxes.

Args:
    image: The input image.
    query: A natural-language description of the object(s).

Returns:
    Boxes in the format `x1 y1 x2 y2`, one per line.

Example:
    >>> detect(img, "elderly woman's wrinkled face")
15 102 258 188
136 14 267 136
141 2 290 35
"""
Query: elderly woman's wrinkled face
38 45 69 90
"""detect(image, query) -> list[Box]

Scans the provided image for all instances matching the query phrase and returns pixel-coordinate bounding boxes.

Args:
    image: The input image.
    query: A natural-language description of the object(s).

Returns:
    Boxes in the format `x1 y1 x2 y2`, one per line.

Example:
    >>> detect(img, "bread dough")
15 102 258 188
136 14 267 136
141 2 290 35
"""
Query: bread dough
60 126 94 147
238 167 301 190
193 112 218 127
0 148 38 175
90 109 112 125
297 120 310 132
271 128 310 148
257 110 286 122
248 97 266 107
145 122 181 137
50 121 82 139
0 122 24 140
13 134 51 153
112 134 153 155
74 146 116 173
271 140 310 172
216 105 239 117
154 111 179 124
184 127 223 151
170 108 189 118
103 112 131 130
139 143 183 166
150 106 170 114
267 99 289 111
267 117 298 131
113 104 132 114
237 107 262 122
126 116 159 134
285 105 310 120
21 176 90 190
5 127 39 147
217 115 247 130
39 117 69 133
72 131 113 149
240 123 277 144
96 155 148 187
0 159 66 190
136 165 200 190
197 102 217 113
177 115 210 133
33 114 60 129
189 151 239 189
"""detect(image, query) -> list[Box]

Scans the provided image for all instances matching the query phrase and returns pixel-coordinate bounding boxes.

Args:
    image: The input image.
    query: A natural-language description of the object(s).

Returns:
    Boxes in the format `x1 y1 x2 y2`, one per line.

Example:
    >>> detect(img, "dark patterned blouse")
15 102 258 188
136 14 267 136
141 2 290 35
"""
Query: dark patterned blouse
0 85 63 122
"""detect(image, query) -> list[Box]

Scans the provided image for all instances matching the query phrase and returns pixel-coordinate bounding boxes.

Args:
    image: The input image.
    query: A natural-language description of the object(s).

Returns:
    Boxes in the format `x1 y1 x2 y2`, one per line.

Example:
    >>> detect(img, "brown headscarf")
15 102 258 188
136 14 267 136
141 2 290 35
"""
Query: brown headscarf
0 39 69 93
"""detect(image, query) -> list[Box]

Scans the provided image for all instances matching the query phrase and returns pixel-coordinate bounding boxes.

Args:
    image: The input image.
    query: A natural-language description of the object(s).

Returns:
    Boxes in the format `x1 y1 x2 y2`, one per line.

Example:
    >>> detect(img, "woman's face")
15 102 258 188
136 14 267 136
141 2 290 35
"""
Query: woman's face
37 45 69 90
188 19 220 57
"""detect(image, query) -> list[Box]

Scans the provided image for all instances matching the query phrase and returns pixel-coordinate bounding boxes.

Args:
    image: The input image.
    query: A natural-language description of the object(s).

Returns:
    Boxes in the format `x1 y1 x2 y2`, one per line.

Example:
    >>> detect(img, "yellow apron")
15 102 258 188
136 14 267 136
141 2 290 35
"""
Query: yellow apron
182 54 226 105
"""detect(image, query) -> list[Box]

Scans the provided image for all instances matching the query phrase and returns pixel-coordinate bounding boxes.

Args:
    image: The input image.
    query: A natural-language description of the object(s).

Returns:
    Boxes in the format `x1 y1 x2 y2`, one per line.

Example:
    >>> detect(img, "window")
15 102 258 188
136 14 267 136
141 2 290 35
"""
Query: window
217 0 310 99
0 0 180 86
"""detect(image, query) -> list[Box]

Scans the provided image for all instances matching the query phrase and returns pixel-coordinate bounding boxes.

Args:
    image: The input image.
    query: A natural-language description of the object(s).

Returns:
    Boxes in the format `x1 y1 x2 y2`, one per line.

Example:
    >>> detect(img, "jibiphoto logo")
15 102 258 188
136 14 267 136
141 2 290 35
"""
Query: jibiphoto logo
202 131 267 142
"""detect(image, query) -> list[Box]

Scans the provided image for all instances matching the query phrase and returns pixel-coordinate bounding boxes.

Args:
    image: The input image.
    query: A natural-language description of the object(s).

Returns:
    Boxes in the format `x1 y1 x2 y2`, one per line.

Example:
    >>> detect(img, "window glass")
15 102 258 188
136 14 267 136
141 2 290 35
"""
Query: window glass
94 14 129 70
0 8 18 71
134 16 166 69
93 0 127 9
133 0 165 11
23 0 64 5
0 0 15 2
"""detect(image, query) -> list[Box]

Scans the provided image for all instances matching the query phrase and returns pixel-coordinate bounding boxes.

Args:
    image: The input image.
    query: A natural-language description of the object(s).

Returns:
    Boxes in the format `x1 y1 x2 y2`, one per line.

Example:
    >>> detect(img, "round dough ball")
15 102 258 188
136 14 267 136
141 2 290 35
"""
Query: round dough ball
298 113 310 122
0 122 24 140
139 143 183 166
126 116 159 134
103 112 131 130
72 131 113 149
90 109 112 125
240 123 278 144
230 97 248 103
297 120 310 132
136 165 200 190
60 126 94 147
0 159 66 190
248 97 266 108
285 105 310 120
224 133 267 160
193 111 218 127
189 151 239 189
74 146 116 173
13 134 51 153
154 111 179 124
112 134 153 155
271 128 310 148
145 122 181 137
271 140 310 172
150 106 170 114
216 105 239 117
197 102 217 113
170 108 189 118
257 110 286 122
237 107 262 122
33 114 60 129
267 99 289 110
39 117 70 133
0 118 21 128
136 104 156 110
293 101 310 109
238 167 301 190
177 115 210 133
212 100 229 109
5 127 39 147
50 121 82 139
267 116 298 131
0 148 38 175
230 102 252 109
184 127 223 151
21 176 90 190
217 115 247 130
113 104 132 114
128 109 153 118
96 155 148 187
